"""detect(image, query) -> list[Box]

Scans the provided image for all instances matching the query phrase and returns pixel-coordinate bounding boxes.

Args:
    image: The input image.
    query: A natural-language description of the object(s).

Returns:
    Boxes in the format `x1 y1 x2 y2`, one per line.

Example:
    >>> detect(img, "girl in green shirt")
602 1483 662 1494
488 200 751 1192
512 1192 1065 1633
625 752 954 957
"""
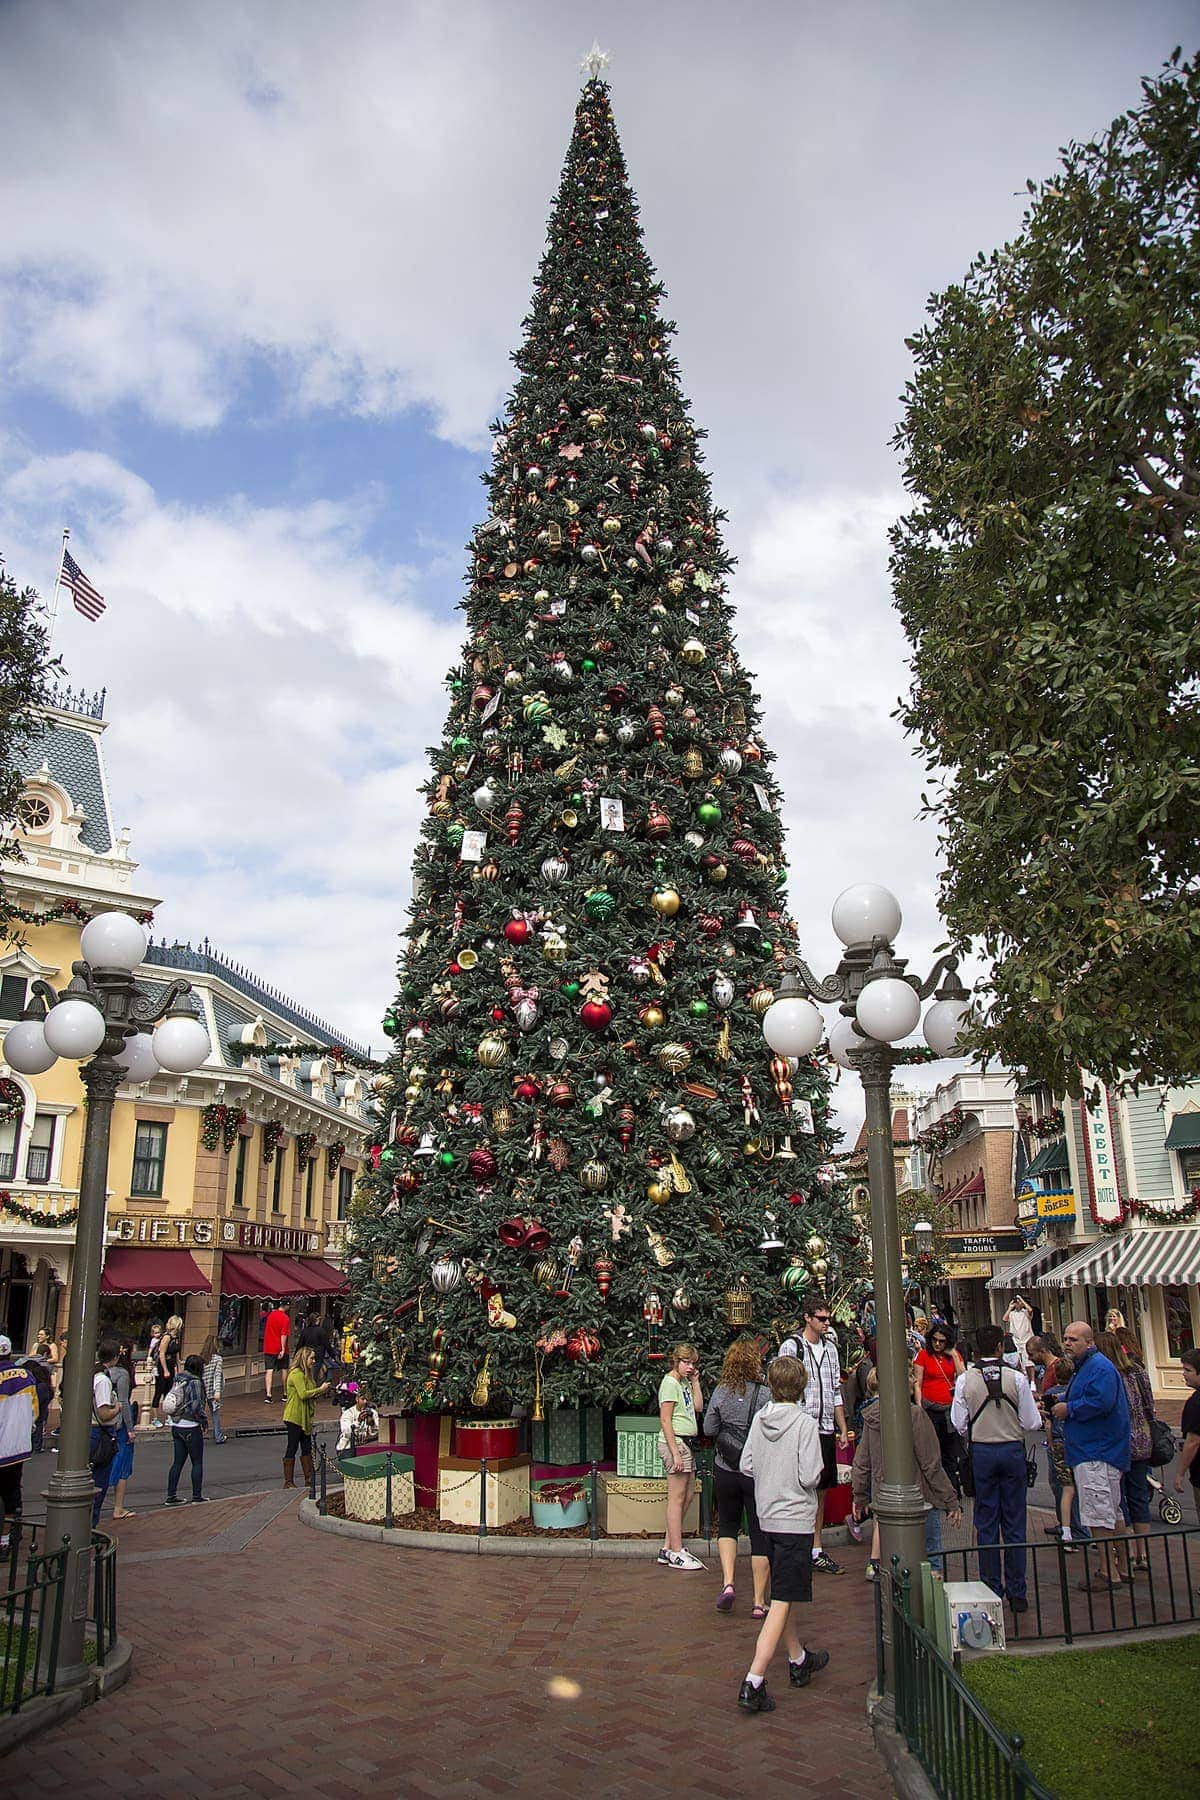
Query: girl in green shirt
657 1342 704 1570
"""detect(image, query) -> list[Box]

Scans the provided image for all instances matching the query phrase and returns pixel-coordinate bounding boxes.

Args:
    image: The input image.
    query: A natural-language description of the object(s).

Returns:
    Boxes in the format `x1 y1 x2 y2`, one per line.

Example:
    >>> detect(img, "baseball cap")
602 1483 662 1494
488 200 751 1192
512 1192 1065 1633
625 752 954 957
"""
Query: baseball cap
0 1335 11 1355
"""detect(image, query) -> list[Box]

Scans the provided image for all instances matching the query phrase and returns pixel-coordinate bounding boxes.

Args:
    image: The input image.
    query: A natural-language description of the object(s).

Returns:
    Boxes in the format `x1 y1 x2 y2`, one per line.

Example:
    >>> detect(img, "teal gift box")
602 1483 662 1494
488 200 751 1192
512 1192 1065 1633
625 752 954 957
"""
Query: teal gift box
529 1406 604 1465
616 1414 661 1478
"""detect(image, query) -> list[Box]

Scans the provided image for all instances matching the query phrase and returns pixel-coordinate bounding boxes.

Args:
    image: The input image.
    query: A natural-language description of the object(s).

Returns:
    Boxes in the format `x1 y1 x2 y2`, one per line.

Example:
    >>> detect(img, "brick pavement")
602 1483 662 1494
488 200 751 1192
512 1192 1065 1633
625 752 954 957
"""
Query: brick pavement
3 1500 888 1800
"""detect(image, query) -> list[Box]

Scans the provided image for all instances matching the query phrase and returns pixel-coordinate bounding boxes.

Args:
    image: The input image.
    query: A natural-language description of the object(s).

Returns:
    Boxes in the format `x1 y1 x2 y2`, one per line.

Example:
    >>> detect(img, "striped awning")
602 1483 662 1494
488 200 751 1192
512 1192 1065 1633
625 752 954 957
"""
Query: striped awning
987 1241 1072 1291
1036 1226 1200 1289
1026 1138 1070 1179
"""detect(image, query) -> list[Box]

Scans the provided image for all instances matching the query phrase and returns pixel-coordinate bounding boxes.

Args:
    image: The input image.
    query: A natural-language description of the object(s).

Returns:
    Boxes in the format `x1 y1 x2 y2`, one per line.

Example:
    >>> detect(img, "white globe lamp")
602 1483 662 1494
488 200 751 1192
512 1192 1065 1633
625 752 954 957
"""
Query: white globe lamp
116 1031 160 1084
831 883 902 948
923 997 972 1057
856 977 921 1044
42 998 107 1060
762 994 824 1058
3 1018 57 1075
80 912 148 972
827 1013 862 1070
152 1013 211 1073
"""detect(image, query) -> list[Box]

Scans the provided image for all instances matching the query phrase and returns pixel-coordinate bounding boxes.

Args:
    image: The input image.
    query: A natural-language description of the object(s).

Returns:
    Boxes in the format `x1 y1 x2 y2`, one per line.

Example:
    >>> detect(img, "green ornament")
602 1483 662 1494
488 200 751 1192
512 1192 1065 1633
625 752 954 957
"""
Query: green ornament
379 1145 398 1166
437 1150 456 1169
562 980 581 997
704 1145 725 1169
445 823 465 847
452 736 471 753
581 658 597 673
758 939 774 958
523 694 552 722
688 999 710 1019
382 1010 400 1037
452 679 464 693
697 801 722 826
584 888 617 921
570 790 583 806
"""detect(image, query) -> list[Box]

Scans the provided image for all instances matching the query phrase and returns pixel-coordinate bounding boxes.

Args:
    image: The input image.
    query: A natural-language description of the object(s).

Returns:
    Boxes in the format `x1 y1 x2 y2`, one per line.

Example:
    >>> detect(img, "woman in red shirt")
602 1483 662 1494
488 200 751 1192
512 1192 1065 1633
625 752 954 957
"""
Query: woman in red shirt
914 1327 965 1495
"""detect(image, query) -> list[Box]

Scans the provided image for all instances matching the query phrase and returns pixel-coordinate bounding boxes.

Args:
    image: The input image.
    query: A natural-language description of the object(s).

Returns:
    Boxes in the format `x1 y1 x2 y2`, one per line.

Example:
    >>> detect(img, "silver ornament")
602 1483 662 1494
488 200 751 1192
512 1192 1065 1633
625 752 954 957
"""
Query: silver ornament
431 1256 463 1293
665 1106 696 1143
541 854 570 884
515 998 540 1032
616 718 639 745
473 781 498 810
712 974 735 1009
719 747 743 775
683 830 705 851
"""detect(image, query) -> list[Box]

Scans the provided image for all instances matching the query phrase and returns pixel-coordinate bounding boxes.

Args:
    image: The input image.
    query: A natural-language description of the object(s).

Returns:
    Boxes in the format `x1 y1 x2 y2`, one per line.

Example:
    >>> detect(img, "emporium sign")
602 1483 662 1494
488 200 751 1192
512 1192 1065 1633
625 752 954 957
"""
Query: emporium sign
108 1213 322 1254
1081 1083 1125 1226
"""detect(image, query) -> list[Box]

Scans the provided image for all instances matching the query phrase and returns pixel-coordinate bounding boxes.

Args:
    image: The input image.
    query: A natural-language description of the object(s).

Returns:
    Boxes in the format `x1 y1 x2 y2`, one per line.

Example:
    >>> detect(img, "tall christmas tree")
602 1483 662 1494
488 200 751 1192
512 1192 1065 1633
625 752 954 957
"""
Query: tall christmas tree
352 67 866 1413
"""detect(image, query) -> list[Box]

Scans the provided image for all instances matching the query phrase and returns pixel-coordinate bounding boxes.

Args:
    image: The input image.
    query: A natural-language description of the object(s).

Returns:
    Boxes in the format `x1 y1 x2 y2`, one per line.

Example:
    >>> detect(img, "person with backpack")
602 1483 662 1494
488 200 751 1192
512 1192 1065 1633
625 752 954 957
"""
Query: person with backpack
951 1323 1041 1612
735 1355 829 1714
778 1293 849 1575
89 1339 123 1526
703 1336 771 1616
164 1355 209 1505
153 1314 182 1429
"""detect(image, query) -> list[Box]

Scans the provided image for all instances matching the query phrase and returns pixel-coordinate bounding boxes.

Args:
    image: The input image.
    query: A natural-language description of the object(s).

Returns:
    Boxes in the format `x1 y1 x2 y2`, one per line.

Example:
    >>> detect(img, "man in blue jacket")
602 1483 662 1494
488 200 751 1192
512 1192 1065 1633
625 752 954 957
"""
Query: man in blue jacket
1052 1322 1131 1591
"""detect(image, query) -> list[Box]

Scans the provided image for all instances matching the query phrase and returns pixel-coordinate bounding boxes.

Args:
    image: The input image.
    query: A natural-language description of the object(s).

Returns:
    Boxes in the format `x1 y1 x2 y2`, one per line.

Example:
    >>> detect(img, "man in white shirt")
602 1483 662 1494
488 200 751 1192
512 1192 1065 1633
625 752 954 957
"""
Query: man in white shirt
90 1340 122 1525
951 1323 1041 1612
779 1295 849 1574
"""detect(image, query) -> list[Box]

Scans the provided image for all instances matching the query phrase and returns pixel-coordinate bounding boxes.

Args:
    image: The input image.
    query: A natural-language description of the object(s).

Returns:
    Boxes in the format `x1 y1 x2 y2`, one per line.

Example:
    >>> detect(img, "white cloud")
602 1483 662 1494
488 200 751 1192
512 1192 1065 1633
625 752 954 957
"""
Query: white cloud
0 446 460 1052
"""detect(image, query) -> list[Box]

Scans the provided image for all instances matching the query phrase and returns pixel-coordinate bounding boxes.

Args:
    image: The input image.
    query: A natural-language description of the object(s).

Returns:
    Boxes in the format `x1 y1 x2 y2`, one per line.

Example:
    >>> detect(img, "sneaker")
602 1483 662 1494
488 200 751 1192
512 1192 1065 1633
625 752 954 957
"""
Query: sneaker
865 1560 879 1582
191 1496 210 1504
151 1420 165 1430
737 1678 775 1714
812 1550 842 1574
716 1584 736 1612
666 1549 704 1571
164 1495 186 1506
656 1547 672 1565
789 1647 830 1687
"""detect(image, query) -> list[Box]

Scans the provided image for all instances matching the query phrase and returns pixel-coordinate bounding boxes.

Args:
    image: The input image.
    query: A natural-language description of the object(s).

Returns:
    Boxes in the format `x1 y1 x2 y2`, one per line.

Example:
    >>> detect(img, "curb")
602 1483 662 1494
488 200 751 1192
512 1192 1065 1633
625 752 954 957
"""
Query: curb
0 1637 133 1759
867 1688 937 1800
298 1498 851 1559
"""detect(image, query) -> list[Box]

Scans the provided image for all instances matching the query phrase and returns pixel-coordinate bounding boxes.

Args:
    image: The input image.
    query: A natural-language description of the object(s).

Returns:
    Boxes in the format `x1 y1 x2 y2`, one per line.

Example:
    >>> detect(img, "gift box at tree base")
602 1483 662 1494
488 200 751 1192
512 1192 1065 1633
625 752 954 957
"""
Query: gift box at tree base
346 69 868 1437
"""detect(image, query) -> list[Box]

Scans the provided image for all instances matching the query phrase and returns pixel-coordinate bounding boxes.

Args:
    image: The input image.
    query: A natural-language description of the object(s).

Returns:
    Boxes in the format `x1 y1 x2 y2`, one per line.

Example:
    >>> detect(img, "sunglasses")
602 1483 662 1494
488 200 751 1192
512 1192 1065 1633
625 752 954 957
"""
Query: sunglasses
812 1315 831 1324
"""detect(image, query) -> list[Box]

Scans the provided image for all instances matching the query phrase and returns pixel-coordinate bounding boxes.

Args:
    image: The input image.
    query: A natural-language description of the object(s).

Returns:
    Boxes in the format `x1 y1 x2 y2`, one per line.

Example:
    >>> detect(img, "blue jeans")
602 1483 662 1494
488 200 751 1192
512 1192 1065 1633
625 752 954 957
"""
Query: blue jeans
924 1507 944 1573
89 1427 115 1525
211 1402 226 1444
168 1428 204 1500
971 1441 1028 1601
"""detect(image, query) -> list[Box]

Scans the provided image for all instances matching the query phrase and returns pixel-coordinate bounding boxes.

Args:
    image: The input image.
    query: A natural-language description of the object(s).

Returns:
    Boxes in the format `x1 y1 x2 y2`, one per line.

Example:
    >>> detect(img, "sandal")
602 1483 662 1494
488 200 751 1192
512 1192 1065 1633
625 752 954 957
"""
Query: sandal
716 1584 736 1613
751 1604 769 1620
111 1510 137 1520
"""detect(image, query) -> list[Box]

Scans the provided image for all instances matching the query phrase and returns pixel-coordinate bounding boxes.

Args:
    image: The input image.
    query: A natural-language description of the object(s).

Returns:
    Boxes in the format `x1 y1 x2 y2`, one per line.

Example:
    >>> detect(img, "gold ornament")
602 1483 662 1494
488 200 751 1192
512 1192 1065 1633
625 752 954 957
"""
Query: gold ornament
640 1003 665 1030
492 1101 514 1135
724 1277 753 1326
657 1041 692 1073
646 1224 676 1268
472 1354 492 1408
542 929 568 962
749 984 775 1017
647 1174 672 1205
682 747 704 779
651 884 682 917
680 637 706 666
533 1255 558 1290
805 1234 827 1256
581 1157 610 1192
477 1034 508 1066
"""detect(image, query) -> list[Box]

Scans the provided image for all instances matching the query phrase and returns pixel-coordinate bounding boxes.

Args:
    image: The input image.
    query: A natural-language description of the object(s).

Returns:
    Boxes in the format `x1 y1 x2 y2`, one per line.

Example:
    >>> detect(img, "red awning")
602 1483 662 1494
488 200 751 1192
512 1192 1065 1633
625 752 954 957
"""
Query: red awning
940 1177 966 1202
100 1248 211 1297
264 1256 349 1297
957 1174 986 1198
220 1251 305 1300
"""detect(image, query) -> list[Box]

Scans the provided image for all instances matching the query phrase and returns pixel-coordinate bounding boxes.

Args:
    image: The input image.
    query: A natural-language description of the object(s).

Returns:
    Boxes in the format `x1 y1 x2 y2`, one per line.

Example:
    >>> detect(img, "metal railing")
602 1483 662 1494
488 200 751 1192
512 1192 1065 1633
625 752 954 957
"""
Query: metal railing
883 1567 1055 1800
937 1523 1200 1644
1 1521 119 1714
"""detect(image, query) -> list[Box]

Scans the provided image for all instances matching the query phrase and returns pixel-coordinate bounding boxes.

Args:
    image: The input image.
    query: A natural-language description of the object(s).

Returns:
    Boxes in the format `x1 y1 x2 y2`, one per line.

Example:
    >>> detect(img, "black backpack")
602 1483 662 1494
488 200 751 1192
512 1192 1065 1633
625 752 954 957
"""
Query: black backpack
961 1363 1021 1496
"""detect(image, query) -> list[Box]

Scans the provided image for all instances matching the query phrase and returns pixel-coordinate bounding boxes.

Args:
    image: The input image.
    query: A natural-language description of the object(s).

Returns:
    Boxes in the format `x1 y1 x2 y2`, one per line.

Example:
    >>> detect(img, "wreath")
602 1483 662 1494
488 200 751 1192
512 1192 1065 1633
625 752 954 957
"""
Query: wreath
0 1078 25 1125
261 1121 285 1164
200 1102 247 1154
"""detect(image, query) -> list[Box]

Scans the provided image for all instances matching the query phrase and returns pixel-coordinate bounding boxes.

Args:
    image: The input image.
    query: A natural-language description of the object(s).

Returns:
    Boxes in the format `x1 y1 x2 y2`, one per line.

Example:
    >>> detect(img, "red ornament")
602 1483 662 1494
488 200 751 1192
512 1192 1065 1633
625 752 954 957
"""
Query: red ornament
580 999 613 1032
618 1104 636 1152
395 1124 419 1148
547 1079 574 1108
448 961 462 975
514 1077 541 1102
787 1192 806 1207
491 1006 505 1023
593 1257 614 1301
468 1147 498 1183
472 683 493 710
504 917 531 944
565 1326 602 1364
731 838 758 864
394 1168 420 1193
698 913 723 940
645 806 671 838
505 800 524 845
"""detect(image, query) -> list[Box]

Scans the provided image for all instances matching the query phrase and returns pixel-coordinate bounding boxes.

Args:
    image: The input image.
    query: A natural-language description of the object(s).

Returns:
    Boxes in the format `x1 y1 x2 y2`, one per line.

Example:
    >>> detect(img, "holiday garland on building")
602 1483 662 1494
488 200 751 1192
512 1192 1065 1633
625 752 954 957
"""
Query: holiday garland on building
0 1078 24 1124
200 1102 247 1154
349 76 867 1412
326 1141 347 1181
0 1191 78 1228
261 1121 285 1164
295 1131 319 1170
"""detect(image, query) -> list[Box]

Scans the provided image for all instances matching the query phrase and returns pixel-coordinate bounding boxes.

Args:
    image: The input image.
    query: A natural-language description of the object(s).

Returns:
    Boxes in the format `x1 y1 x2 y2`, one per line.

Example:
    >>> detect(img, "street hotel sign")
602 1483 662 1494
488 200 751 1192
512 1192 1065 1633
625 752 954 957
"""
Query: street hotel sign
108 1214 322 1254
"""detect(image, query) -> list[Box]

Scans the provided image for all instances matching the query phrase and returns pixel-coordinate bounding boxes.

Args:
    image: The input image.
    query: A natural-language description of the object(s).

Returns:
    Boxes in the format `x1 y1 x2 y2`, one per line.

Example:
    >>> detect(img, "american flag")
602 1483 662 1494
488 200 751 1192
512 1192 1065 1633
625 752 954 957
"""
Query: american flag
60 548 106 621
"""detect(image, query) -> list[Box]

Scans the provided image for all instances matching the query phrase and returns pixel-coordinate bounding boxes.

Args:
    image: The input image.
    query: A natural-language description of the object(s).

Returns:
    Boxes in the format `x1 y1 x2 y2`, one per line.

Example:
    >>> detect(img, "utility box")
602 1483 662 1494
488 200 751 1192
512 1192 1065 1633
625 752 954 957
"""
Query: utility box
943 1581 1007 1654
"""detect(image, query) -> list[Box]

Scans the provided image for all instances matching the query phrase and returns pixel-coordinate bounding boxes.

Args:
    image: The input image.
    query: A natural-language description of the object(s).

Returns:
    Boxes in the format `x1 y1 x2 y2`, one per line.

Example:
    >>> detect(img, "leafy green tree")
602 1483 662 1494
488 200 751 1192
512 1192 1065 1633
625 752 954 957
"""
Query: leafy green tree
0 560 52 929
350 78 865 1413
892 51 1200 1094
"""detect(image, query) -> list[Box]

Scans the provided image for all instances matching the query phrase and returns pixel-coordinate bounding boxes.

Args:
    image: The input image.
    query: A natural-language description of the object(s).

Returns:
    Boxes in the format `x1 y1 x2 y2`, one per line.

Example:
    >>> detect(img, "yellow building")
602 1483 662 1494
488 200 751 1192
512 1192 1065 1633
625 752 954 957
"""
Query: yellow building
1 684 373 1390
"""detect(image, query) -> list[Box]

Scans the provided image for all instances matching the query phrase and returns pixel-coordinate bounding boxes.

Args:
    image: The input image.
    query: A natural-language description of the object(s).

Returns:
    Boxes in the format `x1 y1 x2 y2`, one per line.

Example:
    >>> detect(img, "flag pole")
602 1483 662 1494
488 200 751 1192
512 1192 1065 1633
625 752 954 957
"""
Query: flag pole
45 527 69 653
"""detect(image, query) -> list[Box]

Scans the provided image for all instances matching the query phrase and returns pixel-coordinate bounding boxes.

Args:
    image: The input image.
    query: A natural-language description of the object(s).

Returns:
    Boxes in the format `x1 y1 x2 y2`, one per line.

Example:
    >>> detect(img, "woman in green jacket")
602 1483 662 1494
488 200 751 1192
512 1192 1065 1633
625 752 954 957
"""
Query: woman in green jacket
282 1347 330 1489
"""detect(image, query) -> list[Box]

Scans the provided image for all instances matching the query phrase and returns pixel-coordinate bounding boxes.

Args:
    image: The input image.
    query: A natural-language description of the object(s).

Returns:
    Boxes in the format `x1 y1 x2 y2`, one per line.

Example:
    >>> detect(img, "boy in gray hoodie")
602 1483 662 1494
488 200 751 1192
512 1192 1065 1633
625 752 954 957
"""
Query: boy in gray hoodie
736 1356 831 1713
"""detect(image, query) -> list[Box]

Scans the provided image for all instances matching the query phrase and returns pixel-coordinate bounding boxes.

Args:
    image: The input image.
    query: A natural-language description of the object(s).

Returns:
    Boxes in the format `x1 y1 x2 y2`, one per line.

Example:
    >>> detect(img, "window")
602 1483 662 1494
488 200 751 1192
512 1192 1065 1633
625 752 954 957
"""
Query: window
0 1119 16 1182
217 1294 251 1355
16 794 52 832
1164 1285 1196 1358
304 1159 315 1219
130 1121 167 1197
271 1147 285 1212
337 1165 354 1222
0 974 27 1020
232 1133 248 1207
1179 1150 1200 1193
26 1114 56 1185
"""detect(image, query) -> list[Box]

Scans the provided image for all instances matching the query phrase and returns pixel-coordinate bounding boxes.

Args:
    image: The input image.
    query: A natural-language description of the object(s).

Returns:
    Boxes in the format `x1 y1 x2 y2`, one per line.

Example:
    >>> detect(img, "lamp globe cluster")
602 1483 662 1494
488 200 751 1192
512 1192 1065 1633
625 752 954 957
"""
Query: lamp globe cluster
1 910 210 1079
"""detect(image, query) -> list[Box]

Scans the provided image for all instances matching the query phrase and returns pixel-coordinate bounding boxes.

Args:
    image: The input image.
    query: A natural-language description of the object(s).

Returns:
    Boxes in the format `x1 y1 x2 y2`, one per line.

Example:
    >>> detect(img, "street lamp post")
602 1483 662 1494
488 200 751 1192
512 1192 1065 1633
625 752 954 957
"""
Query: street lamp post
760 884 971 1691
3 912 210 1685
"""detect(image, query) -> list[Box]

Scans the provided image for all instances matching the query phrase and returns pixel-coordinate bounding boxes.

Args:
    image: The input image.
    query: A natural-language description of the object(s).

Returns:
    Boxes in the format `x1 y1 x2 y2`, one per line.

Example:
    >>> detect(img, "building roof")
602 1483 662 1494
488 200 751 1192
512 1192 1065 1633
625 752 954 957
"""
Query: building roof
143 939 371 1061
10 710 113 852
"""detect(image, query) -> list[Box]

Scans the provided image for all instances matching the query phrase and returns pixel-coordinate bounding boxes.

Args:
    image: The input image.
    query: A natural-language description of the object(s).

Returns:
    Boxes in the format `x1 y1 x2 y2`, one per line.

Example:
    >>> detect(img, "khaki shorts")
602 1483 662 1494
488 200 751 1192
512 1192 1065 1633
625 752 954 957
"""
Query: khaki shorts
1075 1459 1123 1530
658 1435 695 1475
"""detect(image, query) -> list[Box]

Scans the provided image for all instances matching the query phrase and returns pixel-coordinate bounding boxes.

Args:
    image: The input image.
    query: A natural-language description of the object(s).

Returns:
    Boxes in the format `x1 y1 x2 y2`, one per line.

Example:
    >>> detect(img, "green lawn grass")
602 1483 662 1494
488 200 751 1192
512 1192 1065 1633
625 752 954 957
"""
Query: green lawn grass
964 1634 1200 1800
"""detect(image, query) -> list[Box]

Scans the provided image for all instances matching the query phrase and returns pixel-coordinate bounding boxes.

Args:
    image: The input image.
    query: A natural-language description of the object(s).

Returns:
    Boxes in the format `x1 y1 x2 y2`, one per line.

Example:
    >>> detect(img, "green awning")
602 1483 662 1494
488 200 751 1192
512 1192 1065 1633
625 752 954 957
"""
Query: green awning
1164 1113 1200 1151
1026 1138 1070 1178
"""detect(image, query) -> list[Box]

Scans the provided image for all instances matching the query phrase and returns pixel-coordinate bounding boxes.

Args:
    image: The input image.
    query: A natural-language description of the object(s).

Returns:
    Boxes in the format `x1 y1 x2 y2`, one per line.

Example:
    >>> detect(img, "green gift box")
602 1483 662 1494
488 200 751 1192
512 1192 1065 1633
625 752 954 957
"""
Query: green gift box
616 1415 661 1478
530 1406 604 1465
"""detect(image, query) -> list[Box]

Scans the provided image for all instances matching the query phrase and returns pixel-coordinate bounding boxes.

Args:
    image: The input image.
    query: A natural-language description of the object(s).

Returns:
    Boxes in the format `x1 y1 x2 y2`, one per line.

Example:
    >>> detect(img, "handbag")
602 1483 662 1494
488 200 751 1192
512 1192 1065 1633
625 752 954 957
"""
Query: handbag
715 1381 762 1469
1147 1415 1176 1468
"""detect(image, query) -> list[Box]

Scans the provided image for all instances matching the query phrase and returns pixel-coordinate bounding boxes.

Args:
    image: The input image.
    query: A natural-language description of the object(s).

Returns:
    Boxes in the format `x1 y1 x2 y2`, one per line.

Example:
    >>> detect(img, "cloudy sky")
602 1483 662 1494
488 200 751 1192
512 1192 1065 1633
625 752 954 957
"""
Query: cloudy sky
0 1 1191 1132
